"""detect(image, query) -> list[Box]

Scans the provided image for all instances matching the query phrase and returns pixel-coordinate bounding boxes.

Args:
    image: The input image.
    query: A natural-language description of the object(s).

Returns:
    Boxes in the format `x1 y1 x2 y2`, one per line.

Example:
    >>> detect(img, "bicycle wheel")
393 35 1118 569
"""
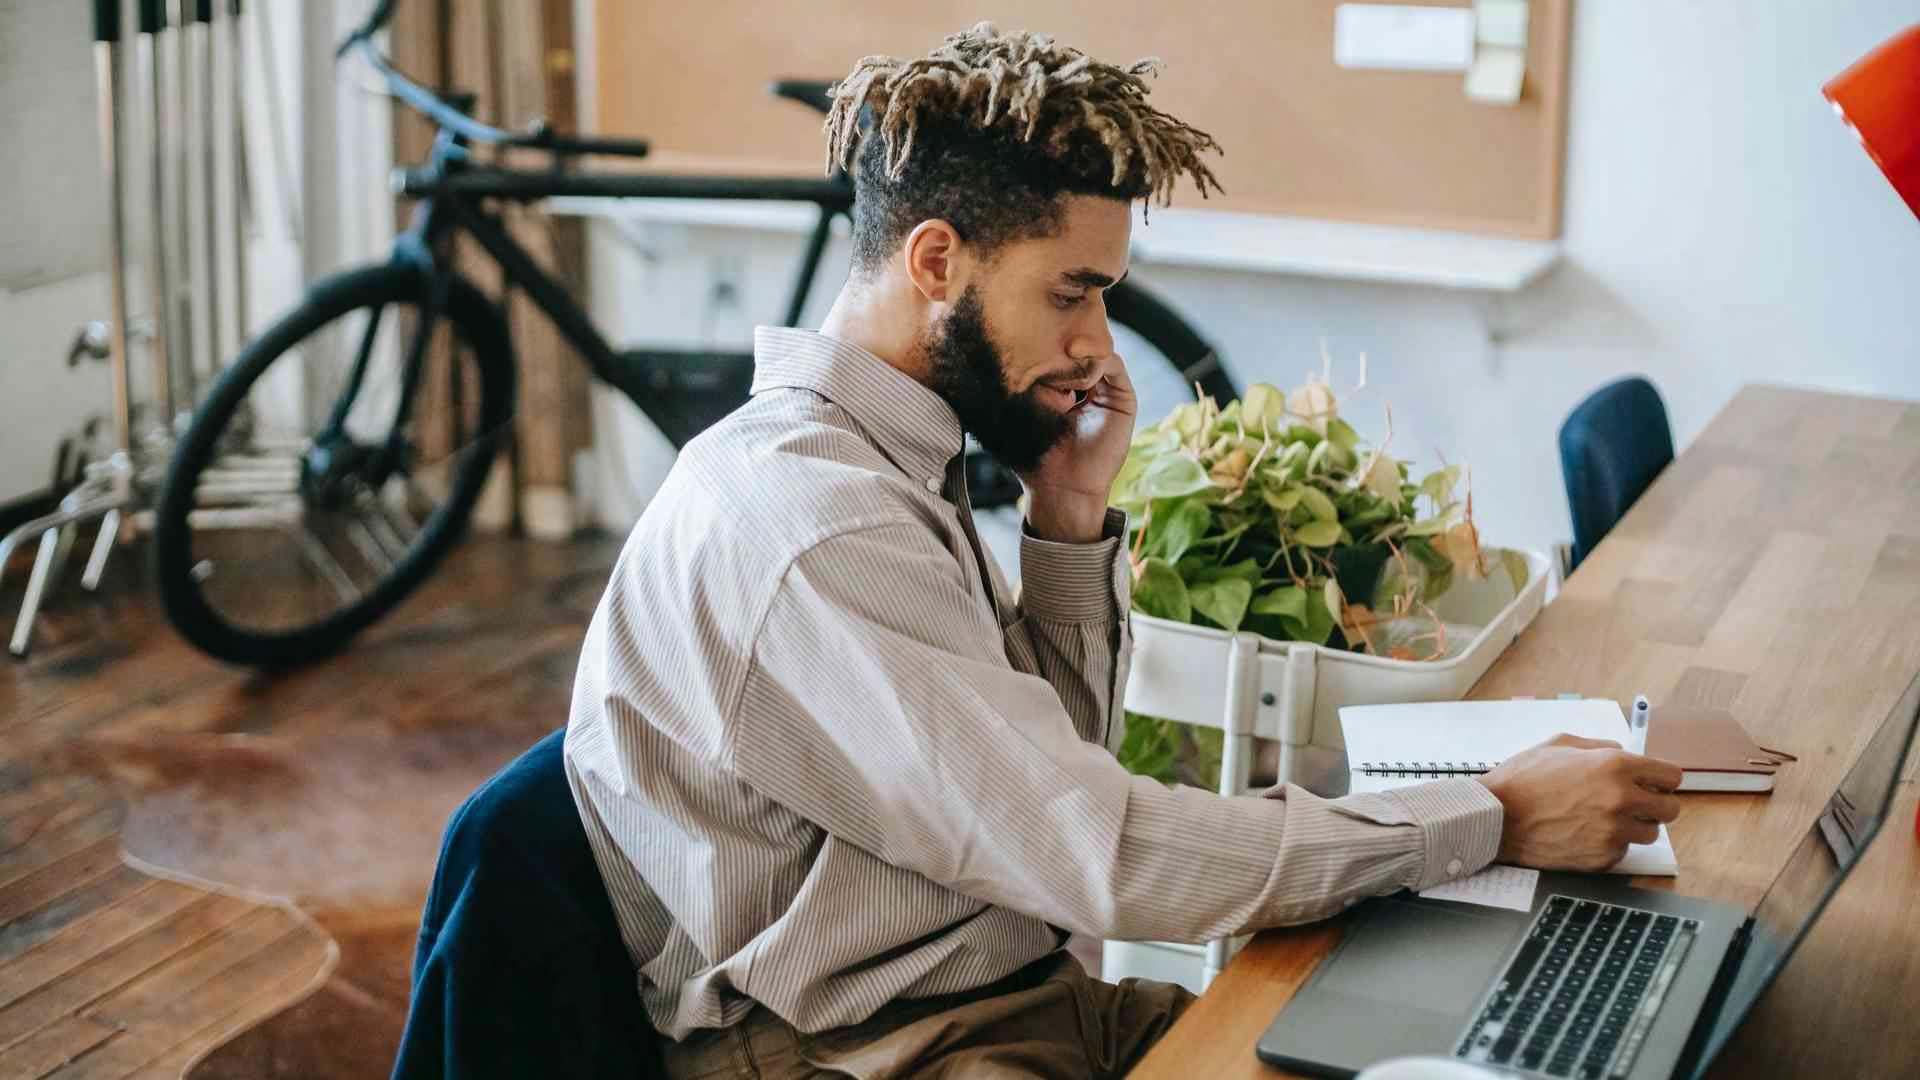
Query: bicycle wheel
153 261 516 667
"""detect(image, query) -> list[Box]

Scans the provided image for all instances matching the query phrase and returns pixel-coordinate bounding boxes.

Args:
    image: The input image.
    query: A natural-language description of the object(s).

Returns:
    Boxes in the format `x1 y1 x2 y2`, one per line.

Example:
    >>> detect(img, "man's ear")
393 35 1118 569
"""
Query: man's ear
901 220 964 304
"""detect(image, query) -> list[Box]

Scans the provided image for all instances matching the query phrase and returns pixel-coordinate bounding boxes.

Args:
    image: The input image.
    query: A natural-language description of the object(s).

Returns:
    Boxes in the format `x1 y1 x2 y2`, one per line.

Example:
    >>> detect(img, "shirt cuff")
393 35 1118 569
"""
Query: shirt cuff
1383 778 1506 890
1018 507 1128 622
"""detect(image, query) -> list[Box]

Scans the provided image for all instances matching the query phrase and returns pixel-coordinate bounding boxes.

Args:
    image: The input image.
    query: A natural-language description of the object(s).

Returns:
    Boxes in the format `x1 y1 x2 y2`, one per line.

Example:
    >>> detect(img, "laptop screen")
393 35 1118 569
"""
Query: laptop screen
1688 671 1920 1074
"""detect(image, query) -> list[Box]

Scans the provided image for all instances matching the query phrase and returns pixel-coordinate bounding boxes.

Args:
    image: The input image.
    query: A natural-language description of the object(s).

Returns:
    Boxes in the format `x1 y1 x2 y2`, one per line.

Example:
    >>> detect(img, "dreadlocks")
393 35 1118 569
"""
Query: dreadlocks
824 22 1225 273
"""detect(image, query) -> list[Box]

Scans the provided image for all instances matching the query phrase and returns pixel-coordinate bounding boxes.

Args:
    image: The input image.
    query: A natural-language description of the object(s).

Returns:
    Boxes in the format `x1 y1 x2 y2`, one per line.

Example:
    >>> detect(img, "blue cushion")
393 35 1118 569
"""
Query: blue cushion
1559 376 1674 572
391 729 662 1079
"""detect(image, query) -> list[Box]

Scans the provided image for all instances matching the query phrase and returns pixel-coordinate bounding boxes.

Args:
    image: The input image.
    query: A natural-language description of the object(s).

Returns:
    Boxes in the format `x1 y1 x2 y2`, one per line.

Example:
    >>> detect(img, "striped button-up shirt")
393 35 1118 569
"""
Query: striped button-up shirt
565 327 1503 1041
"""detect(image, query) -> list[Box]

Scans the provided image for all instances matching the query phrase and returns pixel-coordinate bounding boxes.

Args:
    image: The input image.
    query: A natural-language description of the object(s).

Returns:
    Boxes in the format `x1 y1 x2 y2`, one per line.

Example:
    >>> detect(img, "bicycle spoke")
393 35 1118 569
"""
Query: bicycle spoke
357 488 410 560
323 303 387 436
293 525 363 604
347 517 398 575
382 477 424 540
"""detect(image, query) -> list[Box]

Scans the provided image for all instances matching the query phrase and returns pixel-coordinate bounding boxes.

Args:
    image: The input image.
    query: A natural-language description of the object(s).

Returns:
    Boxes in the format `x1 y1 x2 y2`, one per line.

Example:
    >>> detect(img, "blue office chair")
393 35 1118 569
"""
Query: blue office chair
392 729 664 1079
1559 377 1674 574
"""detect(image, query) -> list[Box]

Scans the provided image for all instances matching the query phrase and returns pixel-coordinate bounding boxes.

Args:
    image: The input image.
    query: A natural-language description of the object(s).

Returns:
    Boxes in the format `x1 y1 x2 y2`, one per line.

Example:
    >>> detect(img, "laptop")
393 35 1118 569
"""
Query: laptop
1256 671 1920 1079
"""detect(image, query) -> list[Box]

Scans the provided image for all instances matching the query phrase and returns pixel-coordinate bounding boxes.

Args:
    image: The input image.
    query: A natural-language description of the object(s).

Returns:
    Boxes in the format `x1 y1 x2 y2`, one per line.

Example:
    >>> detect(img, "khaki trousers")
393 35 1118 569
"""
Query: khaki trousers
658 952 1194 1079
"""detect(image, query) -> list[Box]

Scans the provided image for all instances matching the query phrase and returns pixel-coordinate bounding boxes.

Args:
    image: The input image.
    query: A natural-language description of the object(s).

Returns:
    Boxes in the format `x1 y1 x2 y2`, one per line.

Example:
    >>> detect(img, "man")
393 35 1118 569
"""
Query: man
565 23 1684 1078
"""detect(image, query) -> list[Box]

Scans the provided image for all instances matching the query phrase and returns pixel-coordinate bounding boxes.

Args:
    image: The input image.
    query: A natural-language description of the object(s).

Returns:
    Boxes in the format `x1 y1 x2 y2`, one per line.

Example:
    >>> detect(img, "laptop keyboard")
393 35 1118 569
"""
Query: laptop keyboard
1456 895 1698 1078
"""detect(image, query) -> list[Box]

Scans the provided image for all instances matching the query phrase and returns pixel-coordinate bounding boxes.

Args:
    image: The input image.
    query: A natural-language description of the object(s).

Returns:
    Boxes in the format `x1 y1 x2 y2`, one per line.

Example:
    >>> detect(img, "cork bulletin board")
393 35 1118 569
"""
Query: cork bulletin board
593 0 1572 239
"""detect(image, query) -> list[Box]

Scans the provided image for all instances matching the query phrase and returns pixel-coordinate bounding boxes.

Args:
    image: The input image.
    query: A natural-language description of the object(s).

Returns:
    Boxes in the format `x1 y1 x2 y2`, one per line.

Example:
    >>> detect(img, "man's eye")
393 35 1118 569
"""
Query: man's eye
1052 293 1085 309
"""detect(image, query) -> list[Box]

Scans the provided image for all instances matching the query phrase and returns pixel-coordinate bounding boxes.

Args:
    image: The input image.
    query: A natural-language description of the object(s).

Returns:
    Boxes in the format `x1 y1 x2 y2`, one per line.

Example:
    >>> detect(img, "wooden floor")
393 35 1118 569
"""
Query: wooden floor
0 531 622 1079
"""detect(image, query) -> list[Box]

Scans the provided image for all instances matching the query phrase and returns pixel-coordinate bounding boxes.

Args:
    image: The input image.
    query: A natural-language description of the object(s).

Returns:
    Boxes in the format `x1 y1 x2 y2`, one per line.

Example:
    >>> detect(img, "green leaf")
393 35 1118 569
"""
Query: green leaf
1242 383 1287 434
1133 558 1191 622
1117 712 1181 784
1403 504 1462 537
1250 585 1307 621
1307 440 1332 475
1343 501 1395 530
1190 517 1255 551
1153 499 1212 564
1138 454 1213 499
1191 578 1253 632
1294 519 1342 547
1191 557 1262 585
1406 536 1452 573
1169 402 1206 442
1326 417 1362 450
1109 452 1149 506
1419 465 1462 506
1502 548 1531 594
1297 486 1339 522
1298 585 1336 645
1263 484 1305 512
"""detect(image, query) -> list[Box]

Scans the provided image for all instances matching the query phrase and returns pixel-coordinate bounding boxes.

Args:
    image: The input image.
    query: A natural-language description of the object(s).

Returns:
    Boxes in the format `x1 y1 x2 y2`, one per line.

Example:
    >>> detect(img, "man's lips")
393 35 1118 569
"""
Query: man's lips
1036 380 1092 412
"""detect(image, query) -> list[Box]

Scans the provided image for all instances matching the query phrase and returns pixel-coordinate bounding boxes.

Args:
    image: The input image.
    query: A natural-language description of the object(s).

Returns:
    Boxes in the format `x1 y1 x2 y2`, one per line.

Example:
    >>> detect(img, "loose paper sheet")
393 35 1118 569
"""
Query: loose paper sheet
1420 864 1540 911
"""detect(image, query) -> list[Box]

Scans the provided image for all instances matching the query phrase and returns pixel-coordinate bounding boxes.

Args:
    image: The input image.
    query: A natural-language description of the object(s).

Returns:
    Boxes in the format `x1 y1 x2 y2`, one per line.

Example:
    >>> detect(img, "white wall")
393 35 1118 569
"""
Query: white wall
1 0 381 504
585 0 1920 562
2 0 117 501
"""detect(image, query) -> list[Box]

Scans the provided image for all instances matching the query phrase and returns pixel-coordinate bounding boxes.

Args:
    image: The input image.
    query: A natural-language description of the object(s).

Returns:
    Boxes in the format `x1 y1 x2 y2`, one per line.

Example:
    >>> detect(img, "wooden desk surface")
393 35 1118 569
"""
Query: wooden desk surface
1130 385 1920 1079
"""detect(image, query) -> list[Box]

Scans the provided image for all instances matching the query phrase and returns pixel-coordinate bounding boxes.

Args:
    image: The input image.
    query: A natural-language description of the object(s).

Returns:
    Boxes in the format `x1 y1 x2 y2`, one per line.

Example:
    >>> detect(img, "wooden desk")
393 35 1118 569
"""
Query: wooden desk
1131 385 1920 1079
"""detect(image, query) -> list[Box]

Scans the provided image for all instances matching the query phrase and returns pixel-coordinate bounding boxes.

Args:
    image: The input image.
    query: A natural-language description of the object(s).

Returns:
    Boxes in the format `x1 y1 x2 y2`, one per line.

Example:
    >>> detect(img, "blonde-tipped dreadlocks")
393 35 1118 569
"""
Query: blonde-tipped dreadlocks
824 22 1224 210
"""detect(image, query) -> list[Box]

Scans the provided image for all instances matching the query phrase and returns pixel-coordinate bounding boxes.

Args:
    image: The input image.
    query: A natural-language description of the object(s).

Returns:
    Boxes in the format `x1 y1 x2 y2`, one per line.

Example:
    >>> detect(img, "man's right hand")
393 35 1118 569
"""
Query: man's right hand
1476 734 1685 872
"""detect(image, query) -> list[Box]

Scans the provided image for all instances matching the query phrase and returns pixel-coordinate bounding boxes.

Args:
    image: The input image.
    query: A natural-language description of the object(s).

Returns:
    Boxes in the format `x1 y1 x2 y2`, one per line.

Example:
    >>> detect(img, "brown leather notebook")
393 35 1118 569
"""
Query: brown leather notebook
1643 706 1796 792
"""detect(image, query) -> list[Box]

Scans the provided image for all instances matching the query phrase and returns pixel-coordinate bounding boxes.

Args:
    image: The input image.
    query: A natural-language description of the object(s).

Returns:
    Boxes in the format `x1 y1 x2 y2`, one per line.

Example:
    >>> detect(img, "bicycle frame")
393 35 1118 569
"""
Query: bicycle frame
364 125 855 431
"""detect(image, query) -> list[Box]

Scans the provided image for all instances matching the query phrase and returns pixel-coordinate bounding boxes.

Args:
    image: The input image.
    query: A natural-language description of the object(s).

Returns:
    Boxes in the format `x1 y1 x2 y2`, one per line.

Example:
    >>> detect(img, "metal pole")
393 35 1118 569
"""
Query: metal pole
195 0 222 384
96 1 134 454
138 0 174 429
252 0 300 246
227 0 249 352
168 0 195 414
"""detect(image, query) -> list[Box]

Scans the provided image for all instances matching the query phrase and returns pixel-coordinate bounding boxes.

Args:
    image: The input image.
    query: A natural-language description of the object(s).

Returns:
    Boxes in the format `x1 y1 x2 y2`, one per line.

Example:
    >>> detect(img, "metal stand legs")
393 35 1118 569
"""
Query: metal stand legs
1 456 136 656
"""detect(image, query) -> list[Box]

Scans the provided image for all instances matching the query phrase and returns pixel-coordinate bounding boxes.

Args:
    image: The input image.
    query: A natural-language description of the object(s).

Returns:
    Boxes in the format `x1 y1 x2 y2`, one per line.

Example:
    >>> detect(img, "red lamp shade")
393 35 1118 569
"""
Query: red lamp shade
1824 24 1920 219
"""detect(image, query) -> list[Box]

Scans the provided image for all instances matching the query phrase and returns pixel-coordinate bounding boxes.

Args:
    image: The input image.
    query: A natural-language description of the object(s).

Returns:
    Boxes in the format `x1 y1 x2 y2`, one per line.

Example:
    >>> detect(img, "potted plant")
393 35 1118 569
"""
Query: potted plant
1108 369 1527 787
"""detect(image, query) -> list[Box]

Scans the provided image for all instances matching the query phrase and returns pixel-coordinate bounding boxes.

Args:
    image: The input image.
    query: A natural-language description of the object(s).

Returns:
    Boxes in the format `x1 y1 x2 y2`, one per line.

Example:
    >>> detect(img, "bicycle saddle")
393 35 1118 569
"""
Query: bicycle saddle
770 79 836 115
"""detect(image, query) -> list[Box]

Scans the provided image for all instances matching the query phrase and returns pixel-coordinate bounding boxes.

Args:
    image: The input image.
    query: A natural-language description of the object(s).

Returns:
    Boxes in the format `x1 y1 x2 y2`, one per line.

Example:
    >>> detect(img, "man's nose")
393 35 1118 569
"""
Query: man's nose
1068 310 1115 362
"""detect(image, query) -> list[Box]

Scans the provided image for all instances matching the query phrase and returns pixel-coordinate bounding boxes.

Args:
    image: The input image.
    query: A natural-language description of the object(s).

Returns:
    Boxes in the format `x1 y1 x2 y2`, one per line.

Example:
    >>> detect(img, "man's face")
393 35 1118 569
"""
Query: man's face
919 196 1132 474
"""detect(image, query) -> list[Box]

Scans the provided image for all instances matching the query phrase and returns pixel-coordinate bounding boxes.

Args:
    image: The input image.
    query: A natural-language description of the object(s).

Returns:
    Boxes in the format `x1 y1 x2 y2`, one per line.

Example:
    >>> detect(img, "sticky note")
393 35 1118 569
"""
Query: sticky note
1465 45 1526 105
1335 4 1476 72
1475 0 1530 49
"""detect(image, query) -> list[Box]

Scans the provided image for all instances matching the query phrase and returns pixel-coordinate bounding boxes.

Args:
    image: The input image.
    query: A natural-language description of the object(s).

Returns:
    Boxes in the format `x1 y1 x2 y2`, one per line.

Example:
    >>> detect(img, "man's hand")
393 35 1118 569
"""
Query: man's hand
1023 352 1137 544
1476 734 1685 872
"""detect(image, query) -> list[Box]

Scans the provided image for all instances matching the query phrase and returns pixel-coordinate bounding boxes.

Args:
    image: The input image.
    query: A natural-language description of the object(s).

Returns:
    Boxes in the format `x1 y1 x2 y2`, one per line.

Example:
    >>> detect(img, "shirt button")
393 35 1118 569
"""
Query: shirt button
924 477 942 494
1446 858 1464 877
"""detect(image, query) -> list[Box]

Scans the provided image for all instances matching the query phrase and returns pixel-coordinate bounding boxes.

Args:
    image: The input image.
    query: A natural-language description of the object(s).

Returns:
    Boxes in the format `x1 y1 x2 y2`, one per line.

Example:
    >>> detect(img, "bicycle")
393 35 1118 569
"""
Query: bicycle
153 0 1239 667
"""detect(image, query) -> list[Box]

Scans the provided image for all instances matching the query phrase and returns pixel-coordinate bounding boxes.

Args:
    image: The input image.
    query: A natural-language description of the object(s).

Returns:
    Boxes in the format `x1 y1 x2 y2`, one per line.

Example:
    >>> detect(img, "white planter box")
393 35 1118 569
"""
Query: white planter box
1103 547 1552 990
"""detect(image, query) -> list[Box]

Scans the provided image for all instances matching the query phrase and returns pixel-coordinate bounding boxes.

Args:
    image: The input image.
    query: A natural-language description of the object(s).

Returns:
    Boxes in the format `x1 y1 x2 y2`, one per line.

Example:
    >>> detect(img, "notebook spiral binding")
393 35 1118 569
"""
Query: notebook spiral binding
1354 760 1499 777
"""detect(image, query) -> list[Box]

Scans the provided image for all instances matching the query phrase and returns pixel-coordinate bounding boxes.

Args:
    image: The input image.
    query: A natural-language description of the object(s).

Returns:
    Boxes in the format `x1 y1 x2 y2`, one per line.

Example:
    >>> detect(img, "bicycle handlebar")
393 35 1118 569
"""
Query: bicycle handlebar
339 0 396 52
336 0 648 160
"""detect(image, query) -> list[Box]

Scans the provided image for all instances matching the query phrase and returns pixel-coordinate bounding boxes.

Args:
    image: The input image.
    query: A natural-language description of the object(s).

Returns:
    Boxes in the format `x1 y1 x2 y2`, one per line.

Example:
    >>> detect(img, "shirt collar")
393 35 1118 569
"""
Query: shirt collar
751 326 965 486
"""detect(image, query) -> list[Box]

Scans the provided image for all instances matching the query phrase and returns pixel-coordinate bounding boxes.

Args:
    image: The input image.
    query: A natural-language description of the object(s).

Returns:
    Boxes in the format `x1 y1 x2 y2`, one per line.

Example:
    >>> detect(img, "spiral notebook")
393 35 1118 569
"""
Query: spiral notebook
1340 698 1678 876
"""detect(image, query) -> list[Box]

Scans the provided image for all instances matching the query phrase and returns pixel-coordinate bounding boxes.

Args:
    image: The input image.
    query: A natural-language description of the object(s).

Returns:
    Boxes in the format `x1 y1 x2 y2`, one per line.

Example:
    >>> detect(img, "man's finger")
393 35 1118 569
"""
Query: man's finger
1621 819 1661 846
1550 733 1622 751
1087 352 1136 411
1623 753 1686 793
1622 787 1683 824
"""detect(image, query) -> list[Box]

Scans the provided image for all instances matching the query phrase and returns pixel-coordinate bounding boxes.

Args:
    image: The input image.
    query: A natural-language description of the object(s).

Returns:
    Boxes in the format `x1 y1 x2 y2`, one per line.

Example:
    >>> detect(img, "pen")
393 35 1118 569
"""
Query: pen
1629 694 1651 756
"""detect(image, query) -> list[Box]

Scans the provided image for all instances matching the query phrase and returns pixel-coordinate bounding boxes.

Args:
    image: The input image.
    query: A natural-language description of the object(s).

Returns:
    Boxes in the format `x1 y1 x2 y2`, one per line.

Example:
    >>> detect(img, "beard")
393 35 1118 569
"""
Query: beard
922 286 1072 475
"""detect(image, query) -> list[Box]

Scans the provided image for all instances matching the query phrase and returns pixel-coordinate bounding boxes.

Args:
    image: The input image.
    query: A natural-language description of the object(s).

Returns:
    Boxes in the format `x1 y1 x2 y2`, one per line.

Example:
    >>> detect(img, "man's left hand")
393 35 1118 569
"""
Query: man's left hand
1022 352 1137 544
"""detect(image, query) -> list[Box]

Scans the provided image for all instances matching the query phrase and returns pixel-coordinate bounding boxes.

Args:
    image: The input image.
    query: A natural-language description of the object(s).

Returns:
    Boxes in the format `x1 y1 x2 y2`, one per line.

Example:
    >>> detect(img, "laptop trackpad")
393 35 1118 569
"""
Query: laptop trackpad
1320 899 1517 1015
1259 899 1525 1074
